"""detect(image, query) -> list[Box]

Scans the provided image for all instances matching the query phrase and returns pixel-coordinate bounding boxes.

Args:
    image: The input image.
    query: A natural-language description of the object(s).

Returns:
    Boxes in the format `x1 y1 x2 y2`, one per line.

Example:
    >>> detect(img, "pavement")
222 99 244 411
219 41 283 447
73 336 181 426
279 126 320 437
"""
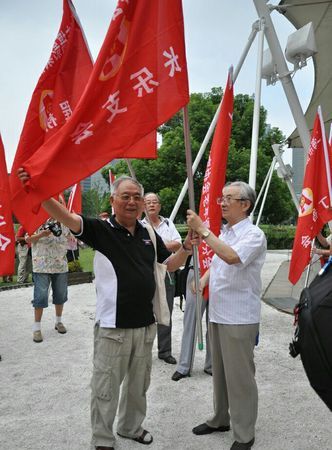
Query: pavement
262 252 322 314
0 251 331 450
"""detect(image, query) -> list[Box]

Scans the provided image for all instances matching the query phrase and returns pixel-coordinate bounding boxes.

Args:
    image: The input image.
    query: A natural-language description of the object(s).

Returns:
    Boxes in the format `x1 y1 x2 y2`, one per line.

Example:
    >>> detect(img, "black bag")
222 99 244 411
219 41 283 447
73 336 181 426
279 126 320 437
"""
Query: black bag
289 264 332 411
174 256 192 300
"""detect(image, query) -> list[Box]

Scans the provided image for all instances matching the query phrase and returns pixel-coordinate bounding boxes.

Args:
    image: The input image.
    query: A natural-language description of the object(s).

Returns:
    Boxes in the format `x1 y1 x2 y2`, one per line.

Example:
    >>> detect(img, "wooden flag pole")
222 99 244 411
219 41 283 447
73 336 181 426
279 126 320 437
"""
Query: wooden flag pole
183 105 203 351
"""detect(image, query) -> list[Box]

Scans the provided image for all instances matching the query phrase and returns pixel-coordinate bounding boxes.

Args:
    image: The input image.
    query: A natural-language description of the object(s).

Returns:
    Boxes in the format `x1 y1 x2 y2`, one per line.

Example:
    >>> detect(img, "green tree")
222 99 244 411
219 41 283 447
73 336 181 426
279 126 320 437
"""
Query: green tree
82 188 110 217
103 88 296 224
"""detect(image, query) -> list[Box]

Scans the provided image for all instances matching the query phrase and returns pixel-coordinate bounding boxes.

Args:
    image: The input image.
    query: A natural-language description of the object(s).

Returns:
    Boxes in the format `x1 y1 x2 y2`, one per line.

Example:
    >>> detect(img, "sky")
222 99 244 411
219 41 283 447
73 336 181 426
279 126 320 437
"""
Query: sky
0 0 314 171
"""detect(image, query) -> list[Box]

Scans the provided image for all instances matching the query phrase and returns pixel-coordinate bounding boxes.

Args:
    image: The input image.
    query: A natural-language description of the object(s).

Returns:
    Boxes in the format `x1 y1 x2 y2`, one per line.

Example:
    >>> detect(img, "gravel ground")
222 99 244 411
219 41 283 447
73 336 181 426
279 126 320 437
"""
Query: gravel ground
0 252 331 450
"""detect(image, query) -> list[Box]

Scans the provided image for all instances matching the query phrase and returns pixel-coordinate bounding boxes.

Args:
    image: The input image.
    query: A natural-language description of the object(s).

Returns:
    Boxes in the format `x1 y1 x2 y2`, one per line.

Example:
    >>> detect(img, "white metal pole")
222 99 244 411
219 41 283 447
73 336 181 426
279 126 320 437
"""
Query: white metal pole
125 159 136 179
256 157 276 226
169 26 259 222
182 106 203 351
251 158 274 217
253 0 311 159
249 19 265 191
272 144 300 210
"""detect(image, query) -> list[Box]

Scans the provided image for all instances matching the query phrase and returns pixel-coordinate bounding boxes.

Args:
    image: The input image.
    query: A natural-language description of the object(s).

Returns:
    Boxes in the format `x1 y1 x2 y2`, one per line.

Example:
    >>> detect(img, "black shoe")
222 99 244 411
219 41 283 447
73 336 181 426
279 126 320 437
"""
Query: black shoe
171 370 189 381
230 438 255 450
159 355 177 364
95 447 114 450
204 369 212 376
193 423 230 435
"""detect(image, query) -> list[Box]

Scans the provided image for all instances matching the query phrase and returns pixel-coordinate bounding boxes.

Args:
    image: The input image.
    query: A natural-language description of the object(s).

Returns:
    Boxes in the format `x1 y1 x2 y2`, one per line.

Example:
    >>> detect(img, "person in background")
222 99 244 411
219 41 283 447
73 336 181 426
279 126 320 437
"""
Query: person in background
171 262 212 381
312 229 332 259
25 196 70 343
188 181 267 450
142 192 182 365
15 225 32 284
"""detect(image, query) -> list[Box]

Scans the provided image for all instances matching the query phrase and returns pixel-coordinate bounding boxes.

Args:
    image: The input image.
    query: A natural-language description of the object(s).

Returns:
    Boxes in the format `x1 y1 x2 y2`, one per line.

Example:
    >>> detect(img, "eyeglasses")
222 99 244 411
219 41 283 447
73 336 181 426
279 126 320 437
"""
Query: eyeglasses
217 196 248 205
144 201 160 206
114 193 143 202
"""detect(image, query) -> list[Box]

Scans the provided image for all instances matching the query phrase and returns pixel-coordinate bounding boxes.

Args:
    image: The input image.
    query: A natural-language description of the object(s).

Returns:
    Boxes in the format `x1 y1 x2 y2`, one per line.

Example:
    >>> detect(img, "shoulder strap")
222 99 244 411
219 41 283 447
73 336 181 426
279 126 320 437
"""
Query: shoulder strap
184 255 192 268
145 223 157 263
164 218 169 226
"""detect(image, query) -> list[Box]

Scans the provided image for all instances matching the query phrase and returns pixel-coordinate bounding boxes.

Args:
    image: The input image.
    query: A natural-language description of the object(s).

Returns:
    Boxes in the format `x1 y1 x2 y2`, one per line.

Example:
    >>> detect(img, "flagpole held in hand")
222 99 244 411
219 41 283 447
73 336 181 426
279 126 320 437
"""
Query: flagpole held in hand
183 106 203 351
304 239 316 288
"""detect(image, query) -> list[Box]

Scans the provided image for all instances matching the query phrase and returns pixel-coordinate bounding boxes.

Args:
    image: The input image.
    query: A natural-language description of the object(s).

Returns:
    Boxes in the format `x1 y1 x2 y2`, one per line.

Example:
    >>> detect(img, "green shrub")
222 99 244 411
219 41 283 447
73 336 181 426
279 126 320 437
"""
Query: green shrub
68 260 83 273
260 224 295 249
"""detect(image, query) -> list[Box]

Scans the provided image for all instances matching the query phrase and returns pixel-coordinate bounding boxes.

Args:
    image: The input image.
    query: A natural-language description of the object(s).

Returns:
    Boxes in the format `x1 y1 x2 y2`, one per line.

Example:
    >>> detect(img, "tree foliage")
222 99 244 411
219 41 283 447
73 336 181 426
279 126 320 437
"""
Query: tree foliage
102 87 296 224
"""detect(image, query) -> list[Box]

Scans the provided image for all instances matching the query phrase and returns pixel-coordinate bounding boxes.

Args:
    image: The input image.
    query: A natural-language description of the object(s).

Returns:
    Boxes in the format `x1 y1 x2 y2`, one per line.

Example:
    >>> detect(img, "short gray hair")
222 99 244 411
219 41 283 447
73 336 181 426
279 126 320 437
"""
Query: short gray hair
110 175 144 196
227 181 256 215
144 192 161 203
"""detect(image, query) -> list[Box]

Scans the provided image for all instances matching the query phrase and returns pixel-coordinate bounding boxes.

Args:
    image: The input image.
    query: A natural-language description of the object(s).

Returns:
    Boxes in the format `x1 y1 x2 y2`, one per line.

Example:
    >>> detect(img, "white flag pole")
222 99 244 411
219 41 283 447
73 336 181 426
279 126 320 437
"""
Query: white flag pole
318 106 332 206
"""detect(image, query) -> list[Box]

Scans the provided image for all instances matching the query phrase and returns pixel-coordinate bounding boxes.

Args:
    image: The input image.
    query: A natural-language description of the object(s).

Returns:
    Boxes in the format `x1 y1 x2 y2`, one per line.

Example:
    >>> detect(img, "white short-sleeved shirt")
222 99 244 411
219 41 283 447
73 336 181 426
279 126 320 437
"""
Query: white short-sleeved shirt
142 216 181 245
209 217 267 325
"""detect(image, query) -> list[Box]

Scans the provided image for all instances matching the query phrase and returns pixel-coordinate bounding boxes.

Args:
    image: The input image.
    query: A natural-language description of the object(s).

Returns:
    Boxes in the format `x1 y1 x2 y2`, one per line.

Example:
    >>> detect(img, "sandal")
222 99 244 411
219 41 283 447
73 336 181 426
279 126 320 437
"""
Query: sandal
117 429 153 445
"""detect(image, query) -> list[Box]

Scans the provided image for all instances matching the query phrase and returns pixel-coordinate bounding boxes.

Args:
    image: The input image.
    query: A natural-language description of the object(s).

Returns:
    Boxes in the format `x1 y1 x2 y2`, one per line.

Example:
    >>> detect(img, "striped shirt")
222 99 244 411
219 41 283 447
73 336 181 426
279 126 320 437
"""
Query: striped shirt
209 218 267 325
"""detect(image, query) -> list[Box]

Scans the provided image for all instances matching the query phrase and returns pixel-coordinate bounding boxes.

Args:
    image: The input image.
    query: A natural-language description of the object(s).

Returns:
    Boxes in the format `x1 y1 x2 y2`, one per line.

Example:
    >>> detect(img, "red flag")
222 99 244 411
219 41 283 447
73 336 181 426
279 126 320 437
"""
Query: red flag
289 106 332 284
198 71 234 287
67 182 82 214
10 0 93 232
0 136 15 276
12 0 189 234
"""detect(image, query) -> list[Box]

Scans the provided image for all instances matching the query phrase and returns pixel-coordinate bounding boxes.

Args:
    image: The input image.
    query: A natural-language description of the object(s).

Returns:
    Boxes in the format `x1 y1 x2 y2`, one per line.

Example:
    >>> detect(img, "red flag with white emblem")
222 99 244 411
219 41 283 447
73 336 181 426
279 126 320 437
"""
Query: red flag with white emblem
198 71 234 291
12 0 189 234
67 183 82 214
0 135 15 276
289 106 332 284
10 0 93 232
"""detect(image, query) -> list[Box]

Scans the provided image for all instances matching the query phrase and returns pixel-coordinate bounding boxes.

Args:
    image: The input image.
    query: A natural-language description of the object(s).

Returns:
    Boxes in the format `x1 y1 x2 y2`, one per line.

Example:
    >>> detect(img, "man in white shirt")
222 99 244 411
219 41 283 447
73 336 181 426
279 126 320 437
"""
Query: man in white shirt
187 181 267 450
142 192 182 365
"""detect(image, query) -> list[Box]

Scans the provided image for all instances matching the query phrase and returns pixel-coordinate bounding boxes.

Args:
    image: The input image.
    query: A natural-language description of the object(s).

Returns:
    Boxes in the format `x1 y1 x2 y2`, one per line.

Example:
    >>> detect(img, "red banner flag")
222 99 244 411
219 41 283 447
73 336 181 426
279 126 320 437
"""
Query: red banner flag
289 106 332 285
198 71 234 284
10 0 93 233
67 183 82 214
0 136 15 277
12 0 189 234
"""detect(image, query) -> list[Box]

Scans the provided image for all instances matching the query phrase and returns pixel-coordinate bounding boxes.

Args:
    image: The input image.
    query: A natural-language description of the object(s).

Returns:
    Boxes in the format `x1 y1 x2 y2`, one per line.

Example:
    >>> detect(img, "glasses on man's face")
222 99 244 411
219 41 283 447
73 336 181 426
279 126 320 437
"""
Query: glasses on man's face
145 200 159 206
114 193 143 202
217 195 248 205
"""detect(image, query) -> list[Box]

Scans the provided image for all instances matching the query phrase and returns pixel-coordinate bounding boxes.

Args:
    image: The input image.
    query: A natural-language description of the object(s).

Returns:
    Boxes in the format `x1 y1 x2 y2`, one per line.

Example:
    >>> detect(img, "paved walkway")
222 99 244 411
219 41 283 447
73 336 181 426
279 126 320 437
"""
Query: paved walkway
262 253 322 314
1 252 331 450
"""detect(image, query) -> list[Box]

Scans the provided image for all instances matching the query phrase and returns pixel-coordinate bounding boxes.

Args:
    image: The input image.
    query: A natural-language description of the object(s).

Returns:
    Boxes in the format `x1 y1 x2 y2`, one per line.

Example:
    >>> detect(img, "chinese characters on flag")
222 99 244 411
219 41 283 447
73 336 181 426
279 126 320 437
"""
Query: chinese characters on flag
12 0 189 234
289 106 332 285
198 71 234 287
0 136 15 276
10 0 93 233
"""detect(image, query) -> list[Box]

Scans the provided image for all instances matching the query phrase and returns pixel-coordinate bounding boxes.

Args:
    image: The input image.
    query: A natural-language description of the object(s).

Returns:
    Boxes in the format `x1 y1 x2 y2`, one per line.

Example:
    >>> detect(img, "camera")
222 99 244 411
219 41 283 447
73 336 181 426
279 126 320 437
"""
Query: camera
43 220 62 237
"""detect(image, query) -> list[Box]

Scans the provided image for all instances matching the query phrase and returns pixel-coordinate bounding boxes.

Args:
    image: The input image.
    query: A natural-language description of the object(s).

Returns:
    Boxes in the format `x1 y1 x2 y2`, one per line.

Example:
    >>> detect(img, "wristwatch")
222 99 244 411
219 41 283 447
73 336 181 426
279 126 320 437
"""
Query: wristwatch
201 229 211 240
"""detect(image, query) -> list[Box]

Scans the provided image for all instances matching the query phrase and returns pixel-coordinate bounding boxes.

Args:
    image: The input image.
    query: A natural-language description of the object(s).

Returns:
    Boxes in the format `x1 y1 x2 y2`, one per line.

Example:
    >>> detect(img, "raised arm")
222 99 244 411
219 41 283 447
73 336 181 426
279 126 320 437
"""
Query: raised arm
17 167 82 233
42 198 81 233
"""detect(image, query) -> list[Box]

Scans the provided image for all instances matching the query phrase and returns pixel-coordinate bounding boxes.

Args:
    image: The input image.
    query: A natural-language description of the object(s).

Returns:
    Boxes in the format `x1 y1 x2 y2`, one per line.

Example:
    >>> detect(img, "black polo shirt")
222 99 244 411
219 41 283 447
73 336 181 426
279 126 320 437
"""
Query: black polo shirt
75 215 171 328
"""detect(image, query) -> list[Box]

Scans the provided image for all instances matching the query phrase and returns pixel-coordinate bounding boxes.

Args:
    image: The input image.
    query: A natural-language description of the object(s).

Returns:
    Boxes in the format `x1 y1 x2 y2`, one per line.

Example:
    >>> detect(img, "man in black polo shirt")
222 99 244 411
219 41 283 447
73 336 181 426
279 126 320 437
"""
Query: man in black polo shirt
19 172 196 450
